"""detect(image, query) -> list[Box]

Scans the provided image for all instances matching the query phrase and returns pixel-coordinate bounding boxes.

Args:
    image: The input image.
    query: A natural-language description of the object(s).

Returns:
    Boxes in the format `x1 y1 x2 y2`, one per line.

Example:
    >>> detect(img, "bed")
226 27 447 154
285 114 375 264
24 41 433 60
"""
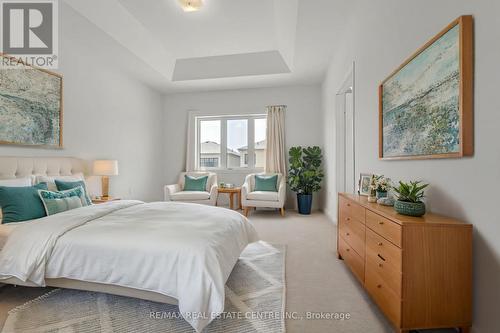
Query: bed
0 157 259 332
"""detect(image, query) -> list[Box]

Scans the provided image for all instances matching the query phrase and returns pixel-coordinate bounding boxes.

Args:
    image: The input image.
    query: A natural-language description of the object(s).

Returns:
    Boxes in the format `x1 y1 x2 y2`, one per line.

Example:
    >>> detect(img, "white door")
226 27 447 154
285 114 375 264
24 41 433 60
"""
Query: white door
335 63 356 195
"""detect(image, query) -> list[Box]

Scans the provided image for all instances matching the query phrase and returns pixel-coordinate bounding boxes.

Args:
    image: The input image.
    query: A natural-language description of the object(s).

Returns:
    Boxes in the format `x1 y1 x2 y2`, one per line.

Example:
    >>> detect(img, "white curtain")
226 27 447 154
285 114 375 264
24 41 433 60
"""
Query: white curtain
265 105 286 175
185 112 195 172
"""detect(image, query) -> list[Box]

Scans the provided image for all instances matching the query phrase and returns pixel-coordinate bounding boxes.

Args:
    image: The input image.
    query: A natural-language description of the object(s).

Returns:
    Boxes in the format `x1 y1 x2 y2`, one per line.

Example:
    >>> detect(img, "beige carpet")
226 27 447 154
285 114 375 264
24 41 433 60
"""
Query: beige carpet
0 210 457 332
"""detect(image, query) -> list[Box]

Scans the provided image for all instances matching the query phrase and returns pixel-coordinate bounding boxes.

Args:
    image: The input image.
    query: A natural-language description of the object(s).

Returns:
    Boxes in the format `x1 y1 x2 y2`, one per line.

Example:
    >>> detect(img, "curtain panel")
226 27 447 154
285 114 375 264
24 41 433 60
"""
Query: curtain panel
265 105 286 175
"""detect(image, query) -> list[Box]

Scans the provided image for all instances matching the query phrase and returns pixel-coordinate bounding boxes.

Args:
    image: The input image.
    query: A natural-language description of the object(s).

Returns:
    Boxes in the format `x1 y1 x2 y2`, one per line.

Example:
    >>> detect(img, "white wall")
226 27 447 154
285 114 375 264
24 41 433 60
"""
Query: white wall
321 1 500 332
0 3 165 201
163 85 323 208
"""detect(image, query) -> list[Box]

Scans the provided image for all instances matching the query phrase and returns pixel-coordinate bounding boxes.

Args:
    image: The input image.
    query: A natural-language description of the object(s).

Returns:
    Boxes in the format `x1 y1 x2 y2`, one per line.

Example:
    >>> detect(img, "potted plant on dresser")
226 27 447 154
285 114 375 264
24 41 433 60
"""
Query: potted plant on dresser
392 180 429 217
288 146 324 215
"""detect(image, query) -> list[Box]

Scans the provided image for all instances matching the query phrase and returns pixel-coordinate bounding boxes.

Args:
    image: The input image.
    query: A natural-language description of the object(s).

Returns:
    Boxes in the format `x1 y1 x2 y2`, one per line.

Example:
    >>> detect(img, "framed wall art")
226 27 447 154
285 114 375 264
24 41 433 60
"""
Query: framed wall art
379 15 473 160
0 53 63 148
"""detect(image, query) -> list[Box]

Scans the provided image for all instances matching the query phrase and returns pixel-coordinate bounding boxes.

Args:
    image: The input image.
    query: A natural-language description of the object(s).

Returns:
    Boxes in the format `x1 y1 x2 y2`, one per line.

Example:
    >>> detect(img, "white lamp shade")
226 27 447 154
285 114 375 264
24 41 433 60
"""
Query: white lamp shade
93 160 119 176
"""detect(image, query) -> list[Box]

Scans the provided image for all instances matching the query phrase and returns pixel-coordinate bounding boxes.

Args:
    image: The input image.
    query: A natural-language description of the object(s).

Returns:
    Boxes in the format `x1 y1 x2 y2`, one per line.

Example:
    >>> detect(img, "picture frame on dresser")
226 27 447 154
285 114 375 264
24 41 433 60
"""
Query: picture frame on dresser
379 15 473 160
358 173 372 196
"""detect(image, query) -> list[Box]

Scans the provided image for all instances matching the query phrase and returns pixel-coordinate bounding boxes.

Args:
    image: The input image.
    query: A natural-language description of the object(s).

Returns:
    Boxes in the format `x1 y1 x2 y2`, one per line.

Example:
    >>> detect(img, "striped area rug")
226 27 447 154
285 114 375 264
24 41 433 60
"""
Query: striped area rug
2 241 285 333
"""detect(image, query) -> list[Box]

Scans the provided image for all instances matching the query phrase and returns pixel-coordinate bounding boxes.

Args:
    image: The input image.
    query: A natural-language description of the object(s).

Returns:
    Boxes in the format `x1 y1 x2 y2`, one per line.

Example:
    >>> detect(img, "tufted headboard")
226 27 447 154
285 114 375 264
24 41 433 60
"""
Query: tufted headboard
0 156 88 179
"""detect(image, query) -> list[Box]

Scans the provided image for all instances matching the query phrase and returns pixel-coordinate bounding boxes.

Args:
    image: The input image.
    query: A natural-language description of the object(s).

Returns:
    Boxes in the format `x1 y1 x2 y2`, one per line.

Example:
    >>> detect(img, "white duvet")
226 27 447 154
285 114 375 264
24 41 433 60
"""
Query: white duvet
0 200 259 332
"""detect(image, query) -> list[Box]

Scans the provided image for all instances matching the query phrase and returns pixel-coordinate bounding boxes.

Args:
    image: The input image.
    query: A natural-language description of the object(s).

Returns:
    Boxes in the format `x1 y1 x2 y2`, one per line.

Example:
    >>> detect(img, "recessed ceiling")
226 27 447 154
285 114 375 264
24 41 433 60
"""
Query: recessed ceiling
63 0 351 93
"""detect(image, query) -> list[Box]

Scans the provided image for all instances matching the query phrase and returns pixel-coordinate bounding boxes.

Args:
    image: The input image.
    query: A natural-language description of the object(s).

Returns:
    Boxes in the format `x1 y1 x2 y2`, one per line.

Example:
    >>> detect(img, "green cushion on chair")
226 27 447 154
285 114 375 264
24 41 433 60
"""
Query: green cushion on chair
254 175 278 192
0 183 48 223
184 175 208 191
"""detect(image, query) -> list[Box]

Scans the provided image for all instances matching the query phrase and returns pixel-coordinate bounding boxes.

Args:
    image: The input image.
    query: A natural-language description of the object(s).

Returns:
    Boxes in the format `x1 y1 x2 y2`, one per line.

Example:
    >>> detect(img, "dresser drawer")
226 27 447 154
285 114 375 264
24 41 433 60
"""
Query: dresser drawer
338 235 364 283
366 251 402 296
366 228 402 272
366 210 402 247
339 196 365 223
365 270 401 327
339 217 365 258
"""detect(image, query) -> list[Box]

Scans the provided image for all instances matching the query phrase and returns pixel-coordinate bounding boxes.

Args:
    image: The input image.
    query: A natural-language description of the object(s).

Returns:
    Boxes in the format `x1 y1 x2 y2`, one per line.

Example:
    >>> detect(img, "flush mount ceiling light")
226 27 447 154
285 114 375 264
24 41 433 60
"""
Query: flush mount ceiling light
178 0 203 12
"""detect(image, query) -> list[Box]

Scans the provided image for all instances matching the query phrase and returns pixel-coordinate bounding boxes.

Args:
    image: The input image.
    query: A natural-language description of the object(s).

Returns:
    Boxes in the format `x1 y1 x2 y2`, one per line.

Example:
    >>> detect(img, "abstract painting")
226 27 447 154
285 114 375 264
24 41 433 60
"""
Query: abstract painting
0 54 63 148
379 16 473 160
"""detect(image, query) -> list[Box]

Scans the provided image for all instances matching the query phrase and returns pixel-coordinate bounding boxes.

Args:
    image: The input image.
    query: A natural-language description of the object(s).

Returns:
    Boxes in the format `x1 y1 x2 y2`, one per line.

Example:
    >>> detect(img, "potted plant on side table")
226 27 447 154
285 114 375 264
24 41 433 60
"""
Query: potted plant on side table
392 180 429 217
288 146 324 215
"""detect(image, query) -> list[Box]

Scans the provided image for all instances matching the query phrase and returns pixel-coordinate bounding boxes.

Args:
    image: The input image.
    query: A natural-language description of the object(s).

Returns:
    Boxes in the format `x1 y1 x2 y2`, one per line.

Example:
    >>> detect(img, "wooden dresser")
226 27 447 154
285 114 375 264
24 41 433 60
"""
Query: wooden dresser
337 193 472 333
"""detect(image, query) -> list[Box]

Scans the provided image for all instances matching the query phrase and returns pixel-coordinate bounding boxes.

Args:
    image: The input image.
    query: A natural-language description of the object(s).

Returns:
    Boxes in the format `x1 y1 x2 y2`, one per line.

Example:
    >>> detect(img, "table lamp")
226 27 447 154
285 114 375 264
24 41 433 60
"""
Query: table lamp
93 160 119 198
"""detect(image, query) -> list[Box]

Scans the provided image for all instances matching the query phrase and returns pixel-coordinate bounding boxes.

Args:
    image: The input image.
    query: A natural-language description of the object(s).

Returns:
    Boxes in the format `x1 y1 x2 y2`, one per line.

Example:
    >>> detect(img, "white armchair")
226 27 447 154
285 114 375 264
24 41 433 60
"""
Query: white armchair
164 172 218 206
241 173 286 217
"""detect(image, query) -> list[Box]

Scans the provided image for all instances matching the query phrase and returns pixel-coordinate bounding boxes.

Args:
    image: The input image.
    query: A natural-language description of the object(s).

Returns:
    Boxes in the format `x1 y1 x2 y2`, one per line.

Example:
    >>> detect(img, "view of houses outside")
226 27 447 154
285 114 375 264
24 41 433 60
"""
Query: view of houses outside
199 117 266 169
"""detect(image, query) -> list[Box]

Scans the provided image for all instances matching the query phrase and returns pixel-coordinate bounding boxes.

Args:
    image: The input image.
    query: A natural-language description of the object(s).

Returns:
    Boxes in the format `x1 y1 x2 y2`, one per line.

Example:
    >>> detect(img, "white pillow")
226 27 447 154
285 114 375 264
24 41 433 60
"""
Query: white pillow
35 173 85 191
0 177 32 187
0 177 33 223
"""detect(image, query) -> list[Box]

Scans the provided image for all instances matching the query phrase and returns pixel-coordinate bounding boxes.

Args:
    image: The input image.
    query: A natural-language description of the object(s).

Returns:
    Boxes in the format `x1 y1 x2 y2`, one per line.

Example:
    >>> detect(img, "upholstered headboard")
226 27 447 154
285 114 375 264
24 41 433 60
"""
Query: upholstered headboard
0 157 88 179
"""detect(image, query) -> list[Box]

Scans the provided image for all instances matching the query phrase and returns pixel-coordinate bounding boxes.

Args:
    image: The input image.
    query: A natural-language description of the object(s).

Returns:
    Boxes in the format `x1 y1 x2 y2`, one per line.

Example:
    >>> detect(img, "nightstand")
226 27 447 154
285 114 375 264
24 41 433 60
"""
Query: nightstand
92 197 121 204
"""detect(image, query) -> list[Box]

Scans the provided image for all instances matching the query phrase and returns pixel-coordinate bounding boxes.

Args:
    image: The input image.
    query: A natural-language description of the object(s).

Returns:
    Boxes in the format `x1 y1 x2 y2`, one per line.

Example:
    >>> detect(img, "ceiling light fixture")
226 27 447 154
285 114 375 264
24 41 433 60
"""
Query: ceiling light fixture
178 0 203 12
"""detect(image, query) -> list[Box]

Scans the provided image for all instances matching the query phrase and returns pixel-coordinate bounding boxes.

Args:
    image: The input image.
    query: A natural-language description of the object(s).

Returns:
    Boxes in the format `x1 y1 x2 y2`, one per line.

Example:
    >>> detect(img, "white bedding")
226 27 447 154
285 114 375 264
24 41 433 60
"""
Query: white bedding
0 200 259 332
0 223 21 250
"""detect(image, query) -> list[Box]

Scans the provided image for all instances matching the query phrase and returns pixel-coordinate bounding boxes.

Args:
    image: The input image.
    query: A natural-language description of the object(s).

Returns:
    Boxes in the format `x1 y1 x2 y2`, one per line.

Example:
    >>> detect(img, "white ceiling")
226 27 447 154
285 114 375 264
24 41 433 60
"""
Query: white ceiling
63 0 349 93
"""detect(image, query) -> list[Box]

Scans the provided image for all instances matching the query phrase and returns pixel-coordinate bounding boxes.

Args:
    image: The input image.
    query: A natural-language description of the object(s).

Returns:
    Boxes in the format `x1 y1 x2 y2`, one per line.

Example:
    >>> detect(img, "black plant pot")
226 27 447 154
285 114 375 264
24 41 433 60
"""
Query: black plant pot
297 193 313 215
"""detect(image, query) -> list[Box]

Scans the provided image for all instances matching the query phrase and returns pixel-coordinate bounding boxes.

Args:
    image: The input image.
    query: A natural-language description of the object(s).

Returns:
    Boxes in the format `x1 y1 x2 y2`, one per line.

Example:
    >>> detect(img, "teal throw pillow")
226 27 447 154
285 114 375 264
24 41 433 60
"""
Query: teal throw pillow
184 175 208 191
0 183 49 223
254 175 278 192
38 186 87 216
55 179 92 205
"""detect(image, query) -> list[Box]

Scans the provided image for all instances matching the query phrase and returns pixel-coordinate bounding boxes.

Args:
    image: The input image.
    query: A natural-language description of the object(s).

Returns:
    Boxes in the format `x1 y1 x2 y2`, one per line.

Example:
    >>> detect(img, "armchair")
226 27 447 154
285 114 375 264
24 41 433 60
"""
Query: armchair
241 173 286 217
164 172 218 205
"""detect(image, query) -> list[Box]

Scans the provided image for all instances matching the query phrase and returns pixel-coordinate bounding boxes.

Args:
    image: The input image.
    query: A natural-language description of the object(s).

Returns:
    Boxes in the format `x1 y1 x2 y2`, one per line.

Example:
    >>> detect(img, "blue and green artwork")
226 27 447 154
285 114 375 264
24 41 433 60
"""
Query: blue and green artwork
382 25 460 158
0 56 62 147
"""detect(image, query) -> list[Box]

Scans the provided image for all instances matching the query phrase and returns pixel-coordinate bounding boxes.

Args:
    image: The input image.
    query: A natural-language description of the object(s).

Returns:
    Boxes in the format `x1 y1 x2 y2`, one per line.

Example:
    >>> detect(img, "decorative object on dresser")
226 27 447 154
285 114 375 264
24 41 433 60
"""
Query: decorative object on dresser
287 146 324 214
373 175 390 199
217 187 242 210
367 175 377 203
379 15 474 160
0 54 63 148
358 173 372 196
93 160 119 199
392 180 429 217
337 193 472 333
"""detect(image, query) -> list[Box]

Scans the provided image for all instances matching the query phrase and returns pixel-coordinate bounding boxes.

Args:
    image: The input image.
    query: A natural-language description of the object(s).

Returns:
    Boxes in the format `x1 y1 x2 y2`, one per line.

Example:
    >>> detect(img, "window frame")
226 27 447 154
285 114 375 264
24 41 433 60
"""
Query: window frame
195 114 266 172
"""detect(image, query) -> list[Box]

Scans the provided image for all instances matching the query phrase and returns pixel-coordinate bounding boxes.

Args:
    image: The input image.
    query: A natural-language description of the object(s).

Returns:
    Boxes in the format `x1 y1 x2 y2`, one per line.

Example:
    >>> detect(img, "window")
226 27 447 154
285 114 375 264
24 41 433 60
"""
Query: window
196 115 266 170
200 157 219 168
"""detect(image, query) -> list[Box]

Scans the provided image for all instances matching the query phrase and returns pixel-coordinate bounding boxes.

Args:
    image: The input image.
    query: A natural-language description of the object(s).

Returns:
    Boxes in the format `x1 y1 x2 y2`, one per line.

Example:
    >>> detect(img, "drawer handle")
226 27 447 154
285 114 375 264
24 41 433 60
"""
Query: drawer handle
378 221 384 225
377 284 382 289
377 242 383 246
377 254 386 261
378 263 383 268
345 217 350 221
346 248 350 252
347 203 351 207
346 232 350 236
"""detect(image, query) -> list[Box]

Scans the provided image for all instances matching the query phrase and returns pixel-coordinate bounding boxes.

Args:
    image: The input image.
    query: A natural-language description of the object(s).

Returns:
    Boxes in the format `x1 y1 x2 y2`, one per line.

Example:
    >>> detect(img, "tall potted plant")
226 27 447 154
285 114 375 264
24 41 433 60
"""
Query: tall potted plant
287 146 324 215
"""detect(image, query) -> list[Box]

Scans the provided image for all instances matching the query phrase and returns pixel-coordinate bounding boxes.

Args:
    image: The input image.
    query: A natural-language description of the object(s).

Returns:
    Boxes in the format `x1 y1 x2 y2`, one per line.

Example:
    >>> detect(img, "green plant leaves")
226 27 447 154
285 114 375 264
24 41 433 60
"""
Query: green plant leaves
287 146 324 194
392 180 429 203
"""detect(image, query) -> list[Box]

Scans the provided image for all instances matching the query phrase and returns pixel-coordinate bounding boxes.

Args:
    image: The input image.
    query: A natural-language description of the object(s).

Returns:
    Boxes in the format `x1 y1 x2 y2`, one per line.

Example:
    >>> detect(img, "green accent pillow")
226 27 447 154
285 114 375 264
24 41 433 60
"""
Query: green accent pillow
55 179 92 205
0 183 49 223
38 186 86 216
254 175 278 192
184 175 208 191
